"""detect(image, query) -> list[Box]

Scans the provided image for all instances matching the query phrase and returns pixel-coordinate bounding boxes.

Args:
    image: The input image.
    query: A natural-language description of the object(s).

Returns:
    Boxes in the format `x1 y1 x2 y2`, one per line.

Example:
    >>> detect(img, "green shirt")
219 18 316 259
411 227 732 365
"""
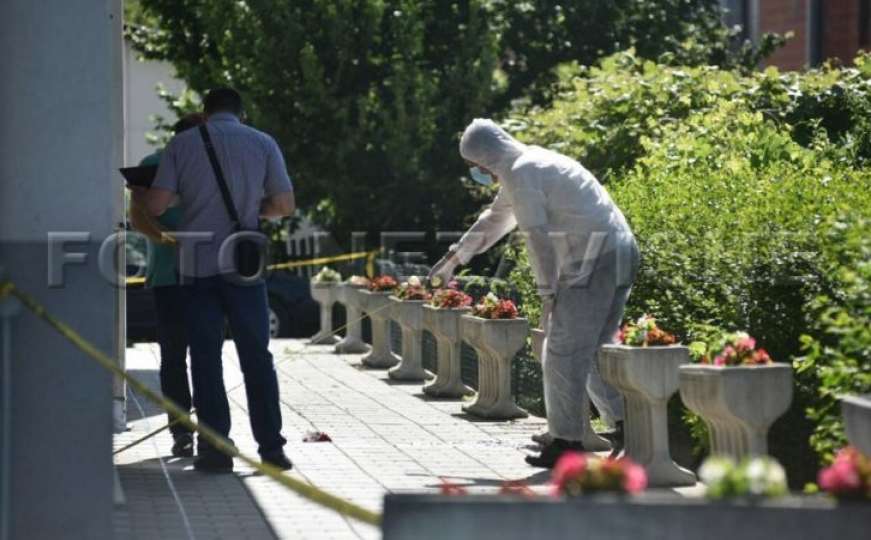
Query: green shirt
140 151 181 288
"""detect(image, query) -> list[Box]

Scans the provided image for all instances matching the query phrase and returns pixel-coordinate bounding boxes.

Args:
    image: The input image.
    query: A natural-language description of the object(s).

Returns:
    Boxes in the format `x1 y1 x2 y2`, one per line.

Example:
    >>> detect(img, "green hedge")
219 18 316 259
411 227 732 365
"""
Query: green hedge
501 52 871 485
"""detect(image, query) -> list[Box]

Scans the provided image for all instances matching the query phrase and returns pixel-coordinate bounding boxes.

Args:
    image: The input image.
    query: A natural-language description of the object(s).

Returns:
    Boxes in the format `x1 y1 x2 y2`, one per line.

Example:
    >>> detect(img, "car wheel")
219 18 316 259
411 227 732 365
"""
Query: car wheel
268 298 290 338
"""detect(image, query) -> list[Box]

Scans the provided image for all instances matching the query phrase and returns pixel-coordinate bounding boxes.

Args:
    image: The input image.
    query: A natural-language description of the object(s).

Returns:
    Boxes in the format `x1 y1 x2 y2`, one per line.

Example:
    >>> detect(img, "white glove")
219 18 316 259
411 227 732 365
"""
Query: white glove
540 294 555 332
428 251 459 287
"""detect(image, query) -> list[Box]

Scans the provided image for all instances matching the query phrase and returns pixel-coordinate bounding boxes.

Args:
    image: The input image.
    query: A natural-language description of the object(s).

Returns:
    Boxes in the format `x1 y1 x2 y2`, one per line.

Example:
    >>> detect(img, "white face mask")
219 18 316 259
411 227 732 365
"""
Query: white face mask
469 166 493 186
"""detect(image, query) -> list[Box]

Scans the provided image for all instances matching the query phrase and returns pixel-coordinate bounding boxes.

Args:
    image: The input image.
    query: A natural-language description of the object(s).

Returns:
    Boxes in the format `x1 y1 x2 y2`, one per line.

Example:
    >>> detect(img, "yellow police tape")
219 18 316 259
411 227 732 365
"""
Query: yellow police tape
126 249 380 286
0 280 382 527
114 298 395 456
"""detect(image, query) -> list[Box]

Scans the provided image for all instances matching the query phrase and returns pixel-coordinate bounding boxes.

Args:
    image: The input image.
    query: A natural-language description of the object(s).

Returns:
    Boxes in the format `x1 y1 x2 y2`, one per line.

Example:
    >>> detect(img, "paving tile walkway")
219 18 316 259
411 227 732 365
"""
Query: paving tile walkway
113 339 552 539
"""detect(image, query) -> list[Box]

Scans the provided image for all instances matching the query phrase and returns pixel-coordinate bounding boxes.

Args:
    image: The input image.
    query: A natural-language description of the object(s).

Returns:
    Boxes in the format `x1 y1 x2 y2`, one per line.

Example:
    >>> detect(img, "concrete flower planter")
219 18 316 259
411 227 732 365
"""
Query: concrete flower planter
530 328 611 451
382 494 871 540
599 345 696 487
356 289 401 369
309 281 341 345
841 394 871 457
460 316 528 420
421 305 474 398
387 297 433 381
679 364 793 459
334 284 370 354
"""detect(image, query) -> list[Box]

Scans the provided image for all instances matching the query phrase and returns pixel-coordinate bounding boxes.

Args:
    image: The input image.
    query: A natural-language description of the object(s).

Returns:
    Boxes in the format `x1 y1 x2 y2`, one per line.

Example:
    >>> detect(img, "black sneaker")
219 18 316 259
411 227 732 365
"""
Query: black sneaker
171 433 194 458
194 450 234 473
525 438 585 469
261 451 293 471
531 432 552 446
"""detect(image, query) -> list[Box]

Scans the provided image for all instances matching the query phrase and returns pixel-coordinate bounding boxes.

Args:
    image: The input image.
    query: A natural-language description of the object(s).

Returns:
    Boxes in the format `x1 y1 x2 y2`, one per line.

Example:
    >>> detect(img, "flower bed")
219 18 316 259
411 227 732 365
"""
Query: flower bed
690 331 772 366
429 288 473 309
394 276 431 301
818 447 871 501
618 315 677 346
699 456 788 499
553 452 647 497
312 267 342 283
368 275 398 292
472 293 519 319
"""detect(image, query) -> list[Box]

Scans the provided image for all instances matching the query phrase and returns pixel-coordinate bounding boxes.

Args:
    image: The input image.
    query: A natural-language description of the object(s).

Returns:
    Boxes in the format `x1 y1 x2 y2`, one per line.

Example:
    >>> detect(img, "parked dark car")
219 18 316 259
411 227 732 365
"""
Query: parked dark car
126 267 320 342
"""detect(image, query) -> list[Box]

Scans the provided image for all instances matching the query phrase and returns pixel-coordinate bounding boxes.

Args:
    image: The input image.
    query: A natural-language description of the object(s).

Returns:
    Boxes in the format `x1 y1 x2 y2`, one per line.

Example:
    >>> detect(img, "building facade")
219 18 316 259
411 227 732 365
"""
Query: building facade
721 0 871 69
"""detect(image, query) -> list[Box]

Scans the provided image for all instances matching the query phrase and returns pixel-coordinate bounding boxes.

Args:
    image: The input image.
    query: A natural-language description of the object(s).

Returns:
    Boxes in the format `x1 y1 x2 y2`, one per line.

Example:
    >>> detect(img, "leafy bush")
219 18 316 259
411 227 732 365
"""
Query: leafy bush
502 52 871 484
798 217 871 463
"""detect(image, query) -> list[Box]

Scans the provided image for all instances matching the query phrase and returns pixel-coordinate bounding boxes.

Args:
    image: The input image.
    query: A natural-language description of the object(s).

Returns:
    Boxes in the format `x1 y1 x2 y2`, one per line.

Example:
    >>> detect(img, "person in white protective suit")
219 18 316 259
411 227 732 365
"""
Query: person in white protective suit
429 119 640 468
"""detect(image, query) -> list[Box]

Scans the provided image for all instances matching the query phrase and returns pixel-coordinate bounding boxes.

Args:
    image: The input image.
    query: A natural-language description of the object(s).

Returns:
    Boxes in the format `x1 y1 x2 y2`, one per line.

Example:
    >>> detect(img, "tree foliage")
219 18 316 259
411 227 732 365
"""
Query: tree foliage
125 0 763 248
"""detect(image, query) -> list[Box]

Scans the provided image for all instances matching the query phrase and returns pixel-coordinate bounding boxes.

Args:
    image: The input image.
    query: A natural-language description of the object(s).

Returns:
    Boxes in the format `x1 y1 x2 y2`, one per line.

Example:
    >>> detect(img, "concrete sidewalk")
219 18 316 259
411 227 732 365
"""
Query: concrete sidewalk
113 339 552 539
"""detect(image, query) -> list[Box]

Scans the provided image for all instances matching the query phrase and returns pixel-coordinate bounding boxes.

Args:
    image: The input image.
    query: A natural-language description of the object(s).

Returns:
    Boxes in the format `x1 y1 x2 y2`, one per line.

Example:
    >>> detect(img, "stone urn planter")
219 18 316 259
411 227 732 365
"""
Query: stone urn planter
599 345 696 487
309 281 341 345
460 315 528 420
530 328 611 452
841 394 871 457
355 289 400 369
679 364 793 459
334 283 370 354
421 305 474 398
387 297 433 381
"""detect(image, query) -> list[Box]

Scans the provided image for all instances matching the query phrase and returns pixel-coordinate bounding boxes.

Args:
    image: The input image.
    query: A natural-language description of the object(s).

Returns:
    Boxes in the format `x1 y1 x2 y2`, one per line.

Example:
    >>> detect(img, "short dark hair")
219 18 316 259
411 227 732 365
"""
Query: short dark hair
172 112 206 134
203 87 243 115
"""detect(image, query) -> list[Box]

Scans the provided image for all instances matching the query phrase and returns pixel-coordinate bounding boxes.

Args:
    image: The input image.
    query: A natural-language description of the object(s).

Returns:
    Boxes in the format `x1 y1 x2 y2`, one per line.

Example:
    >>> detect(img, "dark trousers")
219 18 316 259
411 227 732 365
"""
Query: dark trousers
184 276 286 455
153 285 193 438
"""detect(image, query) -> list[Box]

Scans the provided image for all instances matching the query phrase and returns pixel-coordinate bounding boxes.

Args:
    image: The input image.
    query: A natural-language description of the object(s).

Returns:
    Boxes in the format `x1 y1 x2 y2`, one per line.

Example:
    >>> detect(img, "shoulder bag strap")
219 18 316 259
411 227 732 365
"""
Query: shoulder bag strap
198 124 242 231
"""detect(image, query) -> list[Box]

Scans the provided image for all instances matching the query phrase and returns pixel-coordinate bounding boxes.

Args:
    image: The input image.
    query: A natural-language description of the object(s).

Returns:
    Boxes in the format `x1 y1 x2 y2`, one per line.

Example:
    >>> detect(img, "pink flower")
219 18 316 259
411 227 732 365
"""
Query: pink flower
551 452 587 493
622 462 648 493
714 355 727 366
818 449 864 494
736 336 756 352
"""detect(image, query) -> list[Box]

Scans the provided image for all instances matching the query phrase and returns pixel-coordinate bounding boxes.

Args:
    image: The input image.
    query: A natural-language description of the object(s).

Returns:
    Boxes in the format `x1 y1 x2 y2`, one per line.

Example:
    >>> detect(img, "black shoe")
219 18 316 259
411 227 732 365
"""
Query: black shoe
171 433 194 458
194 450 234 473
600 421 624 458
531 432 553 446
261 451 293 471
525 438 585 469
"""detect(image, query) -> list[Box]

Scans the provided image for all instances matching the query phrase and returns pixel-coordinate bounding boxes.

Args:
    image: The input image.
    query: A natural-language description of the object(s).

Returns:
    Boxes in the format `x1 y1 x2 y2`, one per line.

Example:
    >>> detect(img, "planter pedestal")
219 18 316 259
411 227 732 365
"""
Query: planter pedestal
334 284 370 354
356 289 400 368
531 329 611 451
461 316 528 420
599 345 695 486
387 298 432 381
421 306 474 398
842 394 871 457
309 282 340 345
679 364 793 459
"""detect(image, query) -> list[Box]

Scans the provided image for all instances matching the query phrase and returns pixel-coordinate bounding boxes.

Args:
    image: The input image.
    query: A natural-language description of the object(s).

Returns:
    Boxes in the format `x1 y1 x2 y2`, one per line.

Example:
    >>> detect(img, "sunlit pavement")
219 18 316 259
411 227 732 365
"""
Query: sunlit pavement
113 339 557 539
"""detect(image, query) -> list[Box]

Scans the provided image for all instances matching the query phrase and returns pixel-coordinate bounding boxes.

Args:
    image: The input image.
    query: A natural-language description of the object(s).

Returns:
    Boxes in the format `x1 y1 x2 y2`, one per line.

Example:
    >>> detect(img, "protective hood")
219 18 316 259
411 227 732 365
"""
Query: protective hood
459 119 527 178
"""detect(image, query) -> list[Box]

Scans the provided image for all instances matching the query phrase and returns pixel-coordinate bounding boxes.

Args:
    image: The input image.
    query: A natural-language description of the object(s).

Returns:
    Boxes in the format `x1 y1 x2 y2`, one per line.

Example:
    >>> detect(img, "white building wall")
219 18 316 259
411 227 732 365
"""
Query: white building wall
123 39 186 165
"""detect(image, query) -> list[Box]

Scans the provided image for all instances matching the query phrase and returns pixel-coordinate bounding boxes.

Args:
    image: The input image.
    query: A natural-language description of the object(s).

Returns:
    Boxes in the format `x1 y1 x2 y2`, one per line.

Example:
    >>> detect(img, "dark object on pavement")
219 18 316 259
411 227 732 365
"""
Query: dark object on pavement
303 431 333 443
171 433 194 458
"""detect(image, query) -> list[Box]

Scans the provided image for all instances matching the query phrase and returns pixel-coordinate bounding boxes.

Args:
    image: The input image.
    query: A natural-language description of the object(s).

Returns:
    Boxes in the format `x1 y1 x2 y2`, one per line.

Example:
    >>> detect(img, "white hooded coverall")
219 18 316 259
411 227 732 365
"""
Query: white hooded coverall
453 119 639 441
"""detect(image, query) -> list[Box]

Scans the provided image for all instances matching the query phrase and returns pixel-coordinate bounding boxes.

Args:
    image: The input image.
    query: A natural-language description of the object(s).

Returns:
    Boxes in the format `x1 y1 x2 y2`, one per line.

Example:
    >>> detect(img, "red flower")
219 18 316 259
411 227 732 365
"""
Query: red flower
439 478 469 496
736 336 757 352
752 348 771 365
368 275 398 292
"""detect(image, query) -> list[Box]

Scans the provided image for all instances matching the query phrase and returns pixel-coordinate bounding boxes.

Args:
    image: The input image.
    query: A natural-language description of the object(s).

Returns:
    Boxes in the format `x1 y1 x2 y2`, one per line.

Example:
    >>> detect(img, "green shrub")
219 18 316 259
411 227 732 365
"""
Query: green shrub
500 52 871 484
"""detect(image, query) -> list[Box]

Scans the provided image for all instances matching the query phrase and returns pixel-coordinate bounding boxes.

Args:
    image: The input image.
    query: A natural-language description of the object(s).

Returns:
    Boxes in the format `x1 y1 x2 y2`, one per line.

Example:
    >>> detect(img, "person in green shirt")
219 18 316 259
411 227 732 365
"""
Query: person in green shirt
129 113 204 457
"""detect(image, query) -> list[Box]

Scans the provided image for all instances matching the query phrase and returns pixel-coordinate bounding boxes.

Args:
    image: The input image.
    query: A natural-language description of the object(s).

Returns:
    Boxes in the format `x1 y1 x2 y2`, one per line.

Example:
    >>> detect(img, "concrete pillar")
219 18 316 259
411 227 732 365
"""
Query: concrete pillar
0 1 123 538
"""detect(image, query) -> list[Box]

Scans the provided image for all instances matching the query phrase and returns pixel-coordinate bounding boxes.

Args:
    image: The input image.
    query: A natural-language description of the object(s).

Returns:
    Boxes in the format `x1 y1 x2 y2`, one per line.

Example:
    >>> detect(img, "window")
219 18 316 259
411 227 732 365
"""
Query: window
720 0 751 40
